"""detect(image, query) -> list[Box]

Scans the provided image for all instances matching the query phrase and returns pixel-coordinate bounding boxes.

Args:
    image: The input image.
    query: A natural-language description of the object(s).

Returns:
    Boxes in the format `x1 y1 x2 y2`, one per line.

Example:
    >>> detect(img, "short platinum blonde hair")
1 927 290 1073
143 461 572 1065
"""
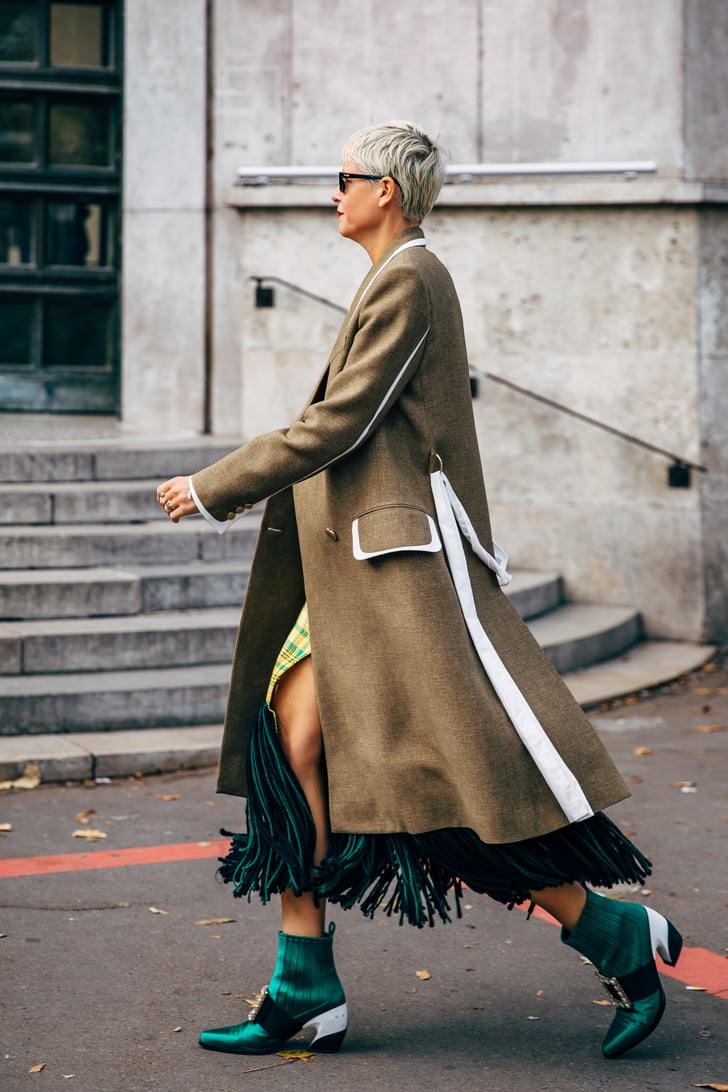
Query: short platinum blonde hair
341 121 448 223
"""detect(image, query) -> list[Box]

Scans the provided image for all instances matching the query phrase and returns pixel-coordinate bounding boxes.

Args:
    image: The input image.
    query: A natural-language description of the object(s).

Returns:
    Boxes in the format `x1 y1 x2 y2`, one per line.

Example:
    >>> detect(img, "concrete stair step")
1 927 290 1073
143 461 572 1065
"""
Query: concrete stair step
0 440 238 483
563 639 716 707
0 560 250 620
136 559 249 612
0 479 168 525
0 567 142 622
504 569 562 620
0 663 230 734
527 602 642 674
0 607 240 674
0 724 223 782
0 516 259 569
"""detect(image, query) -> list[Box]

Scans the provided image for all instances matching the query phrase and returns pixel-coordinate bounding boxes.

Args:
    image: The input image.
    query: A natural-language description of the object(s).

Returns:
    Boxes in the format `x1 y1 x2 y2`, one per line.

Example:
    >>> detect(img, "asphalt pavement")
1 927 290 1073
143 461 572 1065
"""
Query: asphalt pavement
1 656 727 1092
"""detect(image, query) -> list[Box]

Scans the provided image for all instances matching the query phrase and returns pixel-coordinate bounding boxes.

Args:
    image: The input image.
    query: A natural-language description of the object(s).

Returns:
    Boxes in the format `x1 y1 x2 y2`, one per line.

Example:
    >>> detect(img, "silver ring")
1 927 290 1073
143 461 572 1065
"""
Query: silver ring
165 500 174 511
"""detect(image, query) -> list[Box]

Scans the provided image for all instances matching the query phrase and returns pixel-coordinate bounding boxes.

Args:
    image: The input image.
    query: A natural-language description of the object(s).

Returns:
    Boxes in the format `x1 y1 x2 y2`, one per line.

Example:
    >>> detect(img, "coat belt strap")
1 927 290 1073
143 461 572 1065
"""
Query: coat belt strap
430 467 594 825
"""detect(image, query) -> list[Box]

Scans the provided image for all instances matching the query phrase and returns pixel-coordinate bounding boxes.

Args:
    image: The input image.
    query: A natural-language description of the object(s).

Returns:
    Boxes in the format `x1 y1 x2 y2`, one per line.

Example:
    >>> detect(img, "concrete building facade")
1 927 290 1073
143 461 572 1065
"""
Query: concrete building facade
32 2 728 642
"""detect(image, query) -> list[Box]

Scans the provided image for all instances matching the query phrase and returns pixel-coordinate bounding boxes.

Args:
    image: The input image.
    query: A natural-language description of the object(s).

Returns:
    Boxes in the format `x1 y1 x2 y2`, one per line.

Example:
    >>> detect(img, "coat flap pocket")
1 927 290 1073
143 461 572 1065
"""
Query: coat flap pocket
352 505 442 560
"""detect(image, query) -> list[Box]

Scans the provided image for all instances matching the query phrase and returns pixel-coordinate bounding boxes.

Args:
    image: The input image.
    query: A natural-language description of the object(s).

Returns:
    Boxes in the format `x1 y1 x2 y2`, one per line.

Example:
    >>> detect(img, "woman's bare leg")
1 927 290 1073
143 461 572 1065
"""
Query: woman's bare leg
529 882 587 932
271 656 329 937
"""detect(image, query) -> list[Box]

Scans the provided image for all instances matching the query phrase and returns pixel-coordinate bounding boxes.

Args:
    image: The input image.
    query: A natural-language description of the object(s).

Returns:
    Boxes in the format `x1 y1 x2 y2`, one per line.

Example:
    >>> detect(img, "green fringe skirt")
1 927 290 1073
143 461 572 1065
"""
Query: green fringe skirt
216 702 651 929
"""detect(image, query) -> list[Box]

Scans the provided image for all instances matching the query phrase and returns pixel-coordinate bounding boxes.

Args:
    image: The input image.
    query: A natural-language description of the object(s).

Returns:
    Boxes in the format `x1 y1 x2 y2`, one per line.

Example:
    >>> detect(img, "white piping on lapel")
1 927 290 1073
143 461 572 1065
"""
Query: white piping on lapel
347 237 428 332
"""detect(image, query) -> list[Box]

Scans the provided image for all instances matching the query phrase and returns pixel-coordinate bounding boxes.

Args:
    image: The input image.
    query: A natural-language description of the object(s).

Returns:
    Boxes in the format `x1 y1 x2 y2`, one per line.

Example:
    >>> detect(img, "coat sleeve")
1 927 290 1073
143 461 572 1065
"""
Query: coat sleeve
191 262 431 522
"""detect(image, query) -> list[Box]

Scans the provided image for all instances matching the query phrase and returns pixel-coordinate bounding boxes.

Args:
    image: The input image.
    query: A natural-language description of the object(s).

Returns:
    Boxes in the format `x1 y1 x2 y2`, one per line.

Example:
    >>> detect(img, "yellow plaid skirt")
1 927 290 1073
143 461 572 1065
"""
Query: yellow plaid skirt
265 602 311 705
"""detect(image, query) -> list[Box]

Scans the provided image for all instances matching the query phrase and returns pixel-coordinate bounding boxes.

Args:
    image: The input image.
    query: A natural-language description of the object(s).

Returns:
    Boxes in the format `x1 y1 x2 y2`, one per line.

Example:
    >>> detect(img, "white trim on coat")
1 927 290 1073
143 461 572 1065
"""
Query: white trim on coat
430 466 595 825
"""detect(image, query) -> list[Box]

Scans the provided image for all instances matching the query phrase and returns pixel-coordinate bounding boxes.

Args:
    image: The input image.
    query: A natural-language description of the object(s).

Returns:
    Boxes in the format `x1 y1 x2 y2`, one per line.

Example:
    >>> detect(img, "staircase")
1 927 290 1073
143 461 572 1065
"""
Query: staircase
0 439 714 780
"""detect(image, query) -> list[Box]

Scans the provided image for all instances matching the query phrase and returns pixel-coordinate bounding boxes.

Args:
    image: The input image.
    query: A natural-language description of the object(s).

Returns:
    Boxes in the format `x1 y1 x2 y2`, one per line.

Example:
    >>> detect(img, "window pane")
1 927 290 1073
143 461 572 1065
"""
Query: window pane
0 200 34 265
0 298 35 364
0 2 38 63
46 201 107 265
48 101 111 166
50 4 104 68
43 298 111 367
0 101 35 163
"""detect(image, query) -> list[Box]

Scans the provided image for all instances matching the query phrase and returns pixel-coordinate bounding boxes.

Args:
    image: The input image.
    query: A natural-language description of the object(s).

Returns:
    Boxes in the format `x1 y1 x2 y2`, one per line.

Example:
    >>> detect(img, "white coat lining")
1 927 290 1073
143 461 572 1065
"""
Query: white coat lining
430 467 594 825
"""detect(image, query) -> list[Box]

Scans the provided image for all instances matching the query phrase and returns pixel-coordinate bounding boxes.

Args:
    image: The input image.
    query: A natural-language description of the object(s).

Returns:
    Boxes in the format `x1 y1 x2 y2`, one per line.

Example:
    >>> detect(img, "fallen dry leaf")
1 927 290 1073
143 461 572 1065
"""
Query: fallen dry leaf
692 1085 728 1091
192 917 235 926
402 987 417 994
172 1027 182 1033
72 828 107 842
276 1050 316 1061
0 763 42 792
685 985 706 992
472 1003 485 1010
415 969 431 981
28 1063 46 1073
74 808 96 823
148 906 168 915
694 724 726 734
592 999 613 1006
157 794 181 801
633 747 654 756
0 823 13 832
672 781 697 789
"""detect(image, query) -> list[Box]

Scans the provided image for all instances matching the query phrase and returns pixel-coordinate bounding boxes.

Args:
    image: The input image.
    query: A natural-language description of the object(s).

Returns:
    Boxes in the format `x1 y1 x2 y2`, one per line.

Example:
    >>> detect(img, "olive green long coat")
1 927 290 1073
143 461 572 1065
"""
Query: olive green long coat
192 227 629 845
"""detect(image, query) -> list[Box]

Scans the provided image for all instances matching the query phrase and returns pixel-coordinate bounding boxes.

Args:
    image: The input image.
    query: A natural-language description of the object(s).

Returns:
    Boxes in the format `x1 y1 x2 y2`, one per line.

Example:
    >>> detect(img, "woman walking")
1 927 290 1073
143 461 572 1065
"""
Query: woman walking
157 121 681 1060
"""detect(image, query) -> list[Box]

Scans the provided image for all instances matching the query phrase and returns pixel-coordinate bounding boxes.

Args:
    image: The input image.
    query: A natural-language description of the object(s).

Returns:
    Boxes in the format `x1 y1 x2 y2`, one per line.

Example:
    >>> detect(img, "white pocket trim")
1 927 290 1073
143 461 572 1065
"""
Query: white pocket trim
351 512 442 560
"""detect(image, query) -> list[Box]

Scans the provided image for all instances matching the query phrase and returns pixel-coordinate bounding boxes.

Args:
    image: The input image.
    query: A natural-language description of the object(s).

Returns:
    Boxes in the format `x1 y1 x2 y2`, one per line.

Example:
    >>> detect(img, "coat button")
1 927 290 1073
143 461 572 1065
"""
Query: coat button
325 527 339 541
226 512 235 520
235 506 244 514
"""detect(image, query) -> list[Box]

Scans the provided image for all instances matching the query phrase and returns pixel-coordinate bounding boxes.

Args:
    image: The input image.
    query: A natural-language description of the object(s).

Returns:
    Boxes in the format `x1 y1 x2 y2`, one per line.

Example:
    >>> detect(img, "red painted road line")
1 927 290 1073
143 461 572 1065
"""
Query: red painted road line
0 839 229 878
517 901 728 1000
3 845 727 1000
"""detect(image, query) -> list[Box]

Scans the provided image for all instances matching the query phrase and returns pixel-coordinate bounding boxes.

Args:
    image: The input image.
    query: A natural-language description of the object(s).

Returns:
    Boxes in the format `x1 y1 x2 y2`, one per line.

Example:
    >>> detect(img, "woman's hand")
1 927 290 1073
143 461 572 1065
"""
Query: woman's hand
157 476 199 523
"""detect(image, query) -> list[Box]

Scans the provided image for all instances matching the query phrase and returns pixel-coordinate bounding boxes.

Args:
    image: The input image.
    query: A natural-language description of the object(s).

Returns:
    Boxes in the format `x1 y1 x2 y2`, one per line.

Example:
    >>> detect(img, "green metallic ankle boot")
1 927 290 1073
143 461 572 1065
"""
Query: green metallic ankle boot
562 887 682 1058
199 922 347 1055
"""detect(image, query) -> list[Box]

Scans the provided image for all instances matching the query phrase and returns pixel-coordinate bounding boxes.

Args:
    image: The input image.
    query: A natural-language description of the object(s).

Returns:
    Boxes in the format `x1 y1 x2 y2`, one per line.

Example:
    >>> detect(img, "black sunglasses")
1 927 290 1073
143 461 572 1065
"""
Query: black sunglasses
338 171 399 193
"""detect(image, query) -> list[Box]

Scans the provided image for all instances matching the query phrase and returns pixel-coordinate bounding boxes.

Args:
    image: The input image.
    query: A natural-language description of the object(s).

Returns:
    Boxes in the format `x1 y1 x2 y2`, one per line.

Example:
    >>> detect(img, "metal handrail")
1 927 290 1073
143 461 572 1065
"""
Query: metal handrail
251 276 347 314
238 161 658 185
251 273 705 485
472 369 707 479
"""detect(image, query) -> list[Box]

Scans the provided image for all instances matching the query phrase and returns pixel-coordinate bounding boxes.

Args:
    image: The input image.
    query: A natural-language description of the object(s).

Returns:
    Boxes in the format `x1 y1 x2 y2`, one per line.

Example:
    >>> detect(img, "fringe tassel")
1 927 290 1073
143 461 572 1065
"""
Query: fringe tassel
216 702 316 902
216 701 652 927
415 817 652 909
314 834 463 928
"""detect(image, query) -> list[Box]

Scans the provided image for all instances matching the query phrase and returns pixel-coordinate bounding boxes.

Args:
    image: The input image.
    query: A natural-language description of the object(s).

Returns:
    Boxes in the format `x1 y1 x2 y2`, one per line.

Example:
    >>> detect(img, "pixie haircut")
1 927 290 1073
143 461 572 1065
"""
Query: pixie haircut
341 121 448 223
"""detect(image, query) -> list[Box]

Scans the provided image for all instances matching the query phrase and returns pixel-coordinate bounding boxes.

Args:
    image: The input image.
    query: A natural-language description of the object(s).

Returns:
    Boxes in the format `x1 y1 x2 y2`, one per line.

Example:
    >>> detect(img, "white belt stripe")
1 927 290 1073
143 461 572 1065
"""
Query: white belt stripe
430 467 594 824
